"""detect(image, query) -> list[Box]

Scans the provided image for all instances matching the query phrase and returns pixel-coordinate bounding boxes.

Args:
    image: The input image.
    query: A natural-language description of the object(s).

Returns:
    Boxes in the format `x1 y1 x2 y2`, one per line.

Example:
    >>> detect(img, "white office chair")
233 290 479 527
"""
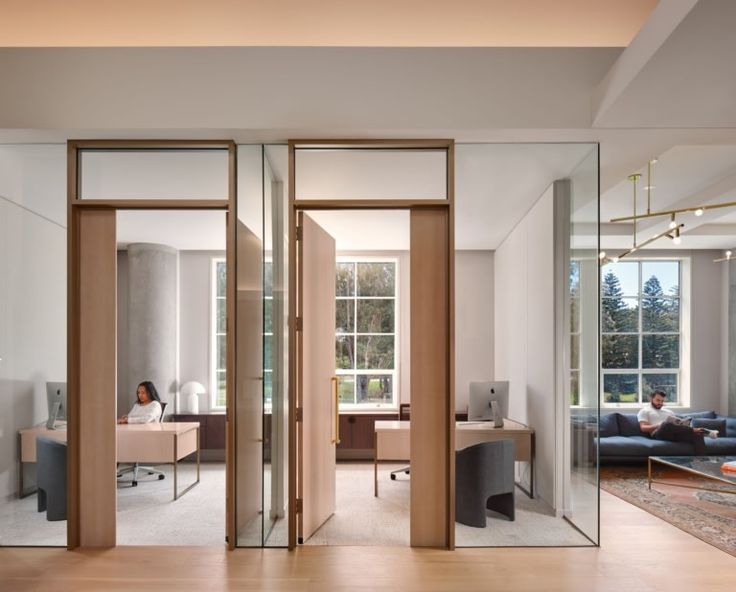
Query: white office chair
117 401 168 487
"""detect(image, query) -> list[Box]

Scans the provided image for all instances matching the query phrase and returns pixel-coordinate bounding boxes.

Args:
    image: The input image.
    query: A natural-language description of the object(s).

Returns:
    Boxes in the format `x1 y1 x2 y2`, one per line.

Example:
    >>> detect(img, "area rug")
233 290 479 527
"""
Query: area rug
600 465 736 557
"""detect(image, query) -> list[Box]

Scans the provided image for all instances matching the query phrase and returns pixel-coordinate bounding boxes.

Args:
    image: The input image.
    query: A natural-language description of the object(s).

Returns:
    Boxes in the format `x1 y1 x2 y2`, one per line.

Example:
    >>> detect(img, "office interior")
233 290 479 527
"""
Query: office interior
2 141 605 548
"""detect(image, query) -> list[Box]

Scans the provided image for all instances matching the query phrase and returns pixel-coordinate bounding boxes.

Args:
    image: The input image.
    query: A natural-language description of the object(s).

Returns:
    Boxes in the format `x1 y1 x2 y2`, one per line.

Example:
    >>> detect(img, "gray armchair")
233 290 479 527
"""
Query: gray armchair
455 439 515 528
37 436 67 521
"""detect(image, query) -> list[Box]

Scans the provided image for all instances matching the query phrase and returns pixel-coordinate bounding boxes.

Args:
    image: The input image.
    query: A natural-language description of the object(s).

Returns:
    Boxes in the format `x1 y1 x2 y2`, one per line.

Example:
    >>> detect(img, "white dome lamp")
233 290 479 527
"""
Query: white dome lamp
180 381 206 414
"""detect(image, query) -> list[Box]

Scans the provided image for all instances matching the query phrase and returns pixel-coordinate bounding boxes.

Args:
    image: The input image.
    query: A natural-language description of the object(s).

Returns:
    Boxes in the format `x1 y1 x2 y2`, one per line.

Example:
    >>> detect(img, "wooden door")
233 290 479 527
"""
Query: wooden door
297 212 337 543
235 221 264 540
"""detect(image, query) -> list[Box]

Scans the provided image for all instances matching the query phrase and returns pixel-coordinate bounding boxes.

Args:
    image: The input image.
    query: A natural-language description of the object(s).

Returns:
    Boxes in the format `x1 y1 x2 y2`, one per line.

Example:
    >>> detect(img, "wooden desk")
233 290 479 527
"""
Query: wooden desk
373 419 535 498
18 422 201 500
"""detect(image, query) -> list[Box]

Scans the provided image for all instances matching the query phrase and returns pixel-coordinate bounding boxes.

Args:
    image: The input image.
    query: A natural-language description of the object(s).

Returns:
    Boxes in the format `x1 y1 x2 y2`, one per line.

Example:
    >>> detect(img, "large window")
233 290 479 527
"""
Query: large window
601 260 682 405
211 258 227 409
335 259 398 410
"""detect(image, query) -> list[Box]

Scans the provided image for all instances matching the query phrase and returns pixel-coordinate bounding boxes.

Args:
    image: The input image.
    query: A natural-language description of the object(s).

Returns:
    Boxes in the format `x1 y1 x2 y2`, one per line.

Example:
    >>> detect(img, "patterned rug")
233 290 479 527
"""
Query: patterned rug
600 465 736 557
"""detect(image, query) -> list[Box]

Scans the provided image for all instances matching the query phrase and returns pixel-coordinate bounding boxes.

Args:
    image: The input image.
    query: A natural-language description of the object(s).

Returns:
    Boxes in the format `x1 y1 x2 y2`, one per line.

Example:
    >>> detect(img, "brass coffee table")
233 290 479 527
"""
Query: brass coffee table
648 456 736 494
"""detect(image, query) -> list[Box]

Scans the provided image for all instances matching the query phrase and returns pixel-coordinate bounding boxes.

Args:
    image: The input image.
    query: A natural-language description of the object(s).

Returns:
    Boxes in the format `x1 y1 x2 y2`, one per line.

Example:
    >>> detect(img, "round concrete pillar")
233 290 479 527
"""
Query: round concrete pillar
126 243 178 415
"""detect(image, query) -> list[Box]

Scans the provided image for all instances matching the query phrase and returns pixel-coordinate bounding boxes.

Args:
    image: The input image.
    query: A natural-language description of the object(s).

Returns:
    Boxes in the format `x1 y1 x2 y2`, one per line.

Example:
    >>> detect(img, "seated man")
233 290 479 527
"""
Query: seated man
637 390 707 455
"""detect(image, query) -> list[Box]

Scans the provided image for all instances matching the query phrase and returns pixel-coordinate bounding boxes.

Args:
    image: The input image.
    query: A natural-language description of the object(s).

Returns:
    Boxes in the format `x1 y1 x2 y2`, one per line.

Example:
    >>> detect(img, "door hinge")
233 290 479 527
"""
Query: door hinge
295 407 303 422
295 498 303 514
296 225 303 241
295 316 303 332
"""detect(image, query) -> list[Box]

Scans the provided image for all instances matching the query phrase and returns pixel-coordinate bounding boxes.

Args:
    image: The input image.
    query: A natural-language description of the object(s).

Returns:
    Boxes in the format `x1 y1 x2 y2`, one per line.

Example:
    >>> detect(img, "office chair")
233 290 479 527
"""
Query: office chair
117 401 168 487
390 403 411 481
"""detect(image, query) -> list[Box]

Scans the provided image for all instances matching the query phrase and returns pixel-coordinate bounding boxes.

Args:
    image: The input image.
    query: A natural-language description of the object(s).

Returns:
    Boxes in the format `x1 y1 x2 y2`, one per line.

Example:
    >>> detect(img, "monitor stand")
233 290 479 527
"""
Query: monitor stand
46 401 61 430
490 400 504 428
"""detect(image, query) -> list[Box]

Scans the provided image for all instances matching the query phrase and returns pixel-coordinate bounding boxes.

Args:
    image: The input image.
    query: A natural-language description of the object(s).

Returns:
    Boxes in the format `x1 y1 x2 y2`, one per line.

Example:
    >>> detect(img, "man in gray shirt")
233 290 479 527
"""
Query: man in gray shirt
638 390 707 455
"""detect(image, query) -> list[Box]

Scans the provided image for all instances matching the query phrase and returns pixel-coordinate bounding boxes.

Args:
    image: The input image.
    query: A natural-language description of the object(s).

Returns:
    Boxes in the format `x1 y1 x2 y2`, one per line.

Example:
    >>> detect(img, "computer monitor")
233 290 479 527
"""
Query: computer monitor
468 381 509 426
46 382 67 429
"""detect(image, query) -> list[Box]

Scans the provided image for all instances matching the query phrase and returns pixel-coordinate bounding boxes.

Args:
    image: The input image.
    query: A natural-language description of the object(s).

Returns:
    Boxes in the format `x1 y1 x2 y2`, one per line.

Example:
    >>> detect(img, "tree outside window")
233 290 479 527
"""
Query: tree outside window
336 260 397 409
601 260 681 405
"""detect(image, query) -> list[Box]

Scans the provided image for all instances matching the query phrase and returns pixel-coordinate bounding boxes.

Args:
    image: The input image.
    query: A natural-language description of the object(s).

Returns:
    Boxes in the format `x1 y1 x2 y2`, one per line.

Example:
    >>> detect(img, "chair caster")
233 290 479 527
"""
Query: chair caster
132 481 138 487
158 474 165 480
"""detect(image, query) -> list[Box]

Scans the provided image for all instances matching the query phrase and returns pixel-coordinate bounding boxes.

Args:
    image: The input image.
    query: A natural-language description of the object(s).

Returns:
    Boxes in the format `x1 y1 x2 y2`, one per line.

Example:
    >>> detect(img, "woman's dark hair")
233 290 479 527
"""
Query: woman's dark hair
137 381 161 404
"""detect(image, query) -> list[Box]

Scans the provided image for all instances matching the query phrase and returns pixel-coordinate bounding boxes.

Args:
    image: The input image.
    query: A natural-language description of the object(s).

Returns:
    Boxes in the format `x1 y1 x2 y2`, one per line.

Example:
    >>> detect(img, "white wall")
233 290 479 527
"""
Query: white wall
455 251 494 412
0 145 66 500
494 185 556 508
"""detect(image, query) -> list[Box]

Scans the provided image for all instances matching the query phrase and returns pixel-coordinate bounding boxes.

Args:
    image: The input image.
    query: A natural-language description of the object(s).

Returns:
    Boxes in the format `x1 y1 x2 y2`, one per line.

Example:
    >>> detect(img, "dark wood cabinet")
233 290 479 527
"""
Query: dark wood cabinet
337 413 395 460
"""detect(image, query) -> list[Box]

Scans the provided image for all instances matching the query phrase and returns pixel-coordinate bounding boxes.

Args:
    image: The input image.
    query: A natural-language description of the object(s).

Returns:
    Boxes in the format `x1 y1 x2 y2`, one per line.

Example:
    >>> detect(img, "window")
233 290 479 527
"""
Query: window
601 260 682 406
211 258 227 409
336 259 398 410
570 261 581 406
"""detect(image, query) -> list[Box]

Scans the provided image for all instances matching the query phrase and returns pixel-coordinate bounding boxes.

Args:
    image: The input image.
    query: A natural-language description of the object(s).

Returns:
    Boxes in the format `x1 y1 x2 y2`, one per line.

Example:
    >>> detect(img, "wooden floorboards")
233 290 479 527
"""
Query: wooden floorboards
2 491 734 591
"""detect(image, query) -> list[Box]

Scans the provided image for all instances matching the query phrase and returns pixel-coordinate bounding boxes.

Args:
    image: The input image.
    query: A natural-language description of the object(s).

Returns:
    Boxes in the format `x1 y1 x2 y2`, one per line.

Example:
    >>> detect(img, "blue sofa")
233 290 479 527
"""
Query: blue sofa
597 411 736 463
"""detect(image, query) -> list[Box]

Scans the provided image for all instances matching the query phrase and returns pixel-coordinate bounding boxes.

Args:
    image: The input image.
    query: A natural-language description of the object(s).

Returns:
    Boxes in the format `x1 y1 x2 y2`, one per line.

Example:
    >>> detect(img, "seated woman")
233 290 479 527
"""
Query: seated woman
117 381 163 424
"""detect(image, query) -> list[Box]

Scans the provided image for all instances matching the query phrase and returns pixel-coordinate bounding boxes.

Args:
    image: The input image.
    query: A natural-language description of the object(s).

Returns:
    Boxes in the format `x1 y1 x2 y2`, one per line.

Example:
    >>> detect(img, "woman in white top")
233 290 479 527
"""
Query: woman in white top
117 381 163 424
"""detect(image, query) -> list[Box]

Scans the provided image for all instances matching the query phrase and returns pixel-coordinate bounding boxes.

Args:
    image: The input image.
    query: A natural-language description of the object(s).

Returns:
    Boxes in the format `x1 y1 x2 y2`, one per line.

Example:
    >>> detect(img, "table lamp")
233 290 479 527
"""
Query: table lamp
180 381 206 414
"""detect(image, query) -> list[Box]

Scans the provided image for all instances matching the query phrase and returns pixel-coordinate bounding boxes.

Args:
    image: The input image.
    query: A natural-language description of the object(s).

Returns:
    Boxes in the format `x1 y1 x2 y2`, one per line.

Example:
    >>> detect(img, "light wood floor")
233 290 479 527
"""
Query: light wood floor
2 490 734 592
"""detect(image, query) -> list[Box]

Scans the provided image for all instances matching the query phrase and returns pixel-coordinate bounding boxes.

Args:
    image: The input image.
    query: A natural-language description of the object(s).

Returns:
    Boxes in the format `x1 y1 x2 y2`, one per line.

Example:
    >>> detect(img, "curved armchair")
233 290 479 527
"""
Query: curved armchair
455 439 515 528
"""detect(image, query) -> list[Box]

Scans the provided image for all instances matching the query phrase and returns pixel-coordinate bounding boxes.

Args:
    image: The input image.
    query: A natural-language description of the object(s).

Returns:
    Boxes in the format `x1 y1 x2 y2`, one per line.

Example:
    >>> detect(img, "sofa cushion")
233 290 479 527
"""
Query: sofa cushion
678 410 716 420
692 418 727 437
716 415 736 438
617 414 646 437
703 437 736 455
597 435 693 457
599 413 619 437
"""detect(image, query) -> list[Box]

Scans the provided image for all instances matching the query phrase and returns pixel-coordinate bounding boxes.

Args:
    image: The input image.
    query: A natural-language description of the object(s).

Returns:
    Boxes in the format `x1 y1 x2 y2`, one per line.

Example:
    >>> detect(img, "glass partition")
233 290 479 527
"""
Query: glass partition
294 148 446 200
263 144 289 546
79 149 229 199
453 143 599 547
566 145 600 544
0 144 67 546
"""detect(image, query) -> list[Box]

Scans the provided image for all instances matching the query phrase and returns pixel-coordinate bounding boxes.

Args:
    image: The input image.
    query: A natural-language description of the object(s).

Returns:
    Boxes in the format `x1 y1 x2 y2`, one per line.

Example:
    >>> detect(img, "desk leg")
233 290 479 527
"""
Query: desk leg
648 457 652 490
530 433 535 499
174 433 179 500
374 431 378 498
18 432 24 498
196 426 201 484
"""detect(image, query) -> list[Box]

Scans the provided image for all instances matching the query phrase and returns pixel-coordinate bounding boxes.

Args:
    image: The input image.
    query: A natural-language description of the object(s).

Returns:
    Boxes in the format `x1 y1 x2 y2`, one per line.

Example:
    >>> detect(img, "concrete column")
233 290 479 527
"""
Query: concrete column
125 243 178 416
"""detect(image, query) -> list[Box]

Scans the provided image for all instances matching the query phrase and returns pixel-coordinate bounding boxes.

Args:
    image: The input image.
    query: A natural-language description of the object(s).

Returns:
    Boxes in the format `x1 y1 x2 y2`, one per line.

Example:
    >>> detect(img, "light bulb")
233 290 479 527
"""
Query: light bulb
694 208 704 217
673 236 682 245
727 250 733 258
612 257 619 264
598 251 606 260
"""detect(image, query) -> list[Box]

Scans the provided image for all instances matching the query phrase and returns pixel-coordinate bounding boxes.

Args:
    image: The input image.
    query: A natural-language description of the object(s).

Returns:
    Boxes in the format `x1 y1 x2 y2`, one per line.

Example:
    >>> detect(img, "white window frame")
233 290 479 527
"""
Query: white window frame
264 258 273 414
210 257 227 411
601 257 690 409
336 256 400 412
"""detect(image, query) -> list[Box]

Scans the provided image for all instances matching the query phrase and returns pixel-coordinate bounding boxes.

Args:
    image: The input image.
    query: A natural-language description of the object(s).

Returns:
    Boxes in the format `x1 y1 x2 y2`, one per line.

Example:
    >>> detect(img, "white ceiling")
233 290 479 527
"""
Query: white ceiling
117 210 226 251
4 0 736 253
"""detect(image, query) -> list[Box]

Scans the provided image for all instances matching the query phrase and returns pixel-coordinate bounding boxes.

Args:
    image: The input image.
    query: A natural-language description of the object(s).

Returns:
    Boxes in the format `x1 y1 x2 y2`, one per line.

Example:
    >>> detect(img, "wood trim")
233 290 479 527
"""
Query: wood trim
226 143 237 550
292 199 450 210
446 142 456 550
69 139 235 150
410 208 451 548
71 199 229 209
66 142 80 549
287 143 297 550
290 139 453 149
77 209 117 547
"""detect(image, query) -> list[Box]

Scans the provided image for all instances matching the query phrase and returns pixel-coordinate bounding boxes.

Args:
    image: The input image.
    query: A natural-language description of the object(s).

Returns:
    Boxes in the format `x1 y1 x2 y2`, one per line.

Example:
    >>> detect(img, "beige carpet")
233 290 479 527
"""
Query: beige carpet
305 462 591 547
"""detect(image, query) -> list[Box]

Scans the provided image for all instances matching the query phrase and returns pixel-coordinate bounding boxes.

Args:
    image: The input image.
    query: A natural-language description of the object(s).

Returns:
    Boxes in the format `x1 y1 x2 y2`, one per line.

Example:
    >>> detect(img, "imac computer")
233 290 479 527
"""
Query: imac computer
46 382 67 430
468 381 509 427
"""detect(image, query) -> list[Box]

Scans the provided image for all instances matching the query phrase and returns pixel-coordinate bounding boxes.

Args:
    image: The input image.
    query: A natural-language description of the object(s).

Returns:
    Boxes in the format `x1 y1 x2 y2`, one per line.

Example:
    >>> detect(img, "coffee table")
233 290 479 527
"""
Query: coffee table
648 456 736 495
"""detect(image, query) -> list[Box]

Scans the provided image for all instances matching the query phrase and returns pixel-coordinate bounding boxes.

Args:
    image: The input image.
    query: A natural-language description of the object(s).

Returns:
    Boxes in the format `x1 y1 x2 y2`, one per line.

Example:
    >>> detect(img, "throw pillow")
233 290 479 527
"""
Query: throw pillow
692 418 727 437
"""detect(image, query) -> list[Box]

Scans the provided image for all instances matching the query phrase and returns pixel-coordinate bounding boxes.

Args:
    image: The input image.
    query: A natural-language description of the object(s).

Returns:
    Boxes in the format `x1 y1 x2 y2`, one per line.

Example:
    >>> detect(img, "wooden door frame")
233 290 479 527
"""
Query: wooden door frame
66 140 237 549
287 139 455 550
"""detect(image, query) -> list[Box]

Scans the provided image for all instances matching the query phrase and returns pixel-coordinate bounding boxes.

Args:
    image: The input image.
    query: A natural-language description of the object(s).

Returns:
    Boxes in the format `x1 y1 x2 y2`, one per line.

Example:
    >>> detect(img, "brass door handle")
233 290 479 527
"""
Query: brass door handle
331 376 340 444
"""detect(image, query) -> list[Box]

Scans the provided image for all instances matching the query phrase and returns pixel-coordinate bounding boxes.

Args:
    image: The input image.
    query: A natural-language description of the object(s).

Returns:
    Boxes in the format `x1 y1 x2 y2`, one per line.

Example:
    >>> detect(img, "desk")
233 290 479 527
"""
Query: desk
18 422 200 500
373 419 535 498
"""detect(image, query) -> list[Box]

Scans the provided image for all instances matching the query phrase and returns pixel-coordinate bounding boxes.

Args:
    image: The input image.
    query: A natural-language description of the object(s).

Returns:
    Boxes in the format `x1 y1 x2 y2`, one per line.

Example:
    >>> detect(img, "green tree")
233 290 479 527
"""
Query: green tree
601 271 637 369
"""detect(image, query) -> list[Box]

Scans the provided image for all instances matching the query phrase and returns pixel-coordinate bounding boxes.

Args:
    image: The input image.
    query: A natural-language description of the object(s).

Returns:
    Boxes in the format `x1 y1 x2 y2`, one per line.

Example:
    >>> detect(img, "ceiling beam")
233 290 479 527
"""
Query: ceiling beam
592 0 698 127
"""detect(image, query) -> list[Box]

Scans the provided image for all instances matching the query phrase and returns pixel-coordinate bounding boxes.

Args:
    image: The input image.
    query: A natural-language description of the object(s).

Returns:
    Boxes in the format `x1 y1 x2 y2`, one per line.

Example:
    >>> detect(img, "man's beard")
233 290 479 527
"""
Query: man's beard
651 401 663 409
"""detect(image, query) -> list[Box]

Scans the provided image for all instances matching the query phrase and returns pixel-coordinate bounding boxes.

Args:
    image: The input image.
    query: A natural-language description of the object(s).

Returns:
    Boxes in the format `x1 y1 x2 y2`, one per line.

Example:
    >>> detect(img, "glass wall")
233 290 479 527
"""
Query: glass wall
566 145 600 544
0 144 67 546
453 143 599 547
